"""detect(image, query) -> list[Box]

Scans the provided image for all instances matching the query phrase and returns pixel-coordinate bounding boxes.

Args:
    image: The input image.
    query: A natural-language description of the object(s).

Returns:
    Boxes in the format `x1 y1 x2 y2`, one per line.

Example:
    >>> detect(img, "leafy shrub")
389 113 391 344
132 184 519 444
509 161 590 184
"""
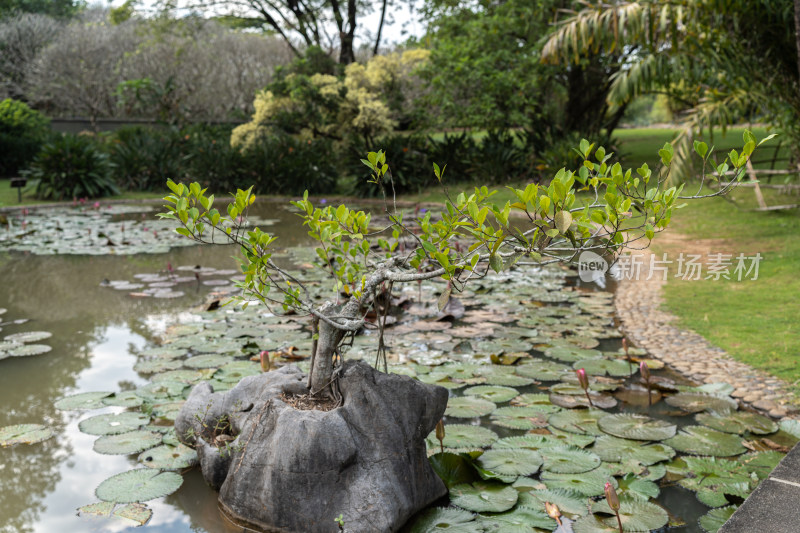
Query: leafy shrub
27 134 119 200
469 130 530 183
107 125 189 191
426 132 477 182
344 134 433 197
182 124 246 191
0 98 51 178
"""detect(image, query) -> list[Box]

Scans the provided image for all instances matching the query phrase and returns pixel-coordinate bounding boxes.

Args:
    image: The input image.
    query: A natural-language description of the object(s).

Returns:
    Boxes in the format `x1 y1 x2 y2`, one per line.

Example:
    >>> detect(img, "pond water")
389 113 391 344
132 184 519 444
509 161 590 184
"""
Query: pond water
0 201 793 533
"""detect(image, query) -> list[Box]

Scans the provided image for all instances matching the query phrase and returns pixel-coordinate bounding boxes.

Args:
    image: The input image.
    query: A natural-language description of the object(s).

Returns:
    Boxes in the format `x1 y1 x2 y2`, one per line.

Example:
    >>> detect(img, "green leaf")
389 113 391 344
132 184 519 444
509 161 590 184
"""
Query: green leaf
489 254 503 273
554 210 573 233
95 469 183 504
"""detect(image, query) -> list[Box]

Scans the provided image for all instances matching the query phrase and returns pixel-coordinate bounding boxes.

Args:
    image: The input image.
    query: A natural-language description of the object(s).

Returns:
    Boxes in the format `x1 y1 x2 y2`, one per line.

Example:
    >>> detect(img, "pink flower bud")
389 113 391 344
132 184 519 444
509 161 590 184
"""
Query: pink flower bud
260 350 270 372
640 360 650 382
576 368 589 391
622 338 628 354
605 482 620 511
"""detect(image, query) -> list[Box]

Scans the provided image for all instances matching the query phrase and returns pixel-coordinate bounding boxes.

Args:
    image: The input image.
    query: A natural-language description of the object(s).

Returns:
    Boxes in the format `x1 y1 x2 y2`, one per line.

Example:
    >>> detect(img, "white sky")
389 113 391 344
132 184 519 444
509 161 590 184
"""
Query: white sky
103 0 425 49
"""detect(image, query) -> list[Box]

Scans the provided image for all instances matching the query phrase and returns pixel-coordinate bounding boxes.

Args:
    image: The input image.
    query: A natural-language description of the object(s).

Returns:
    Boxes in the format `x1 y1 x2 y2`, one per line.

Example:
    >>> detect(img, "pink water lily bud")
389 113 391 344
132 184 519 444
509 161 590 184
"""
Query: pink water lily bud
640 360 650 382
435 419 445 453
622 337 628 355
260 350 270 372
545 501 562 524
576 368 589 391
605 482 620 511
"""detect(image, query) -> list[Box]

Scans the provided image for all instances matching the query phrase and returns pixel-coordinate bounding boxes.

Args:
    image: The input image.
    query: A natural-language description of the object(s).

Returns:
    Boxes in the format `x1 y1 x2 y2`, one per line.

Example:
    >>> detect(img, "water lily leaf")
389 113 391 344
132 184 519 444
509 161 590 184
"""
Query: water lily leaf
215 361 261 383
135 381 186 401
779 419 800 439
54 391 114 410
183 354 235 369
446 396 496 418
590 435 675 465
695 411 778 435
95 468 183 503
672 456 753 497
477 506 555 530
479 373 534 387
510 393 561 413
476 449 543 477
515 360 571 381
548 409 606 436
428 424 499 449
102 391 145 408
151 401 185 421
0 423 54 446
151 370 204 385
544 345 603 363
572 513 620 533
549 392 617 409
540 468 617 497
79 412 151 436
133 359 183 374
665 392 738 414
590 499 669 532
540 445 601 474
449 481 518 513
573 358 633 377
429 453 480 489
696 489 731 507
7 343 51 356
664 426 747 457
597 413 676 441
699 505 738 533
740 451 785 480
94 430 162 455
138 443 197 469
406 507 478 533
520 488 588 519
693 382 736 396
489 406 548 430
616 473 660 501
463 386 519 403
4 331 52 343
77 501 115 517
139 347 187 359
114 503 152 526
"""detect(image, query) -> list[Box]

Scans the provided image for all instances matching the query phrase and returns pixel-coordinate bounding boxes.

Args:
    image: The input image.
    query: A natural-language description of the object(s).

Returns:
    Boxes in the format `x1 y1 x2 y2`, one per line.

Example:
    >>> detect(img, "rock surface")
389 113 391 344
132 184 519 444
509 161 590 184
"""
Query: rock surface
176 360 448 533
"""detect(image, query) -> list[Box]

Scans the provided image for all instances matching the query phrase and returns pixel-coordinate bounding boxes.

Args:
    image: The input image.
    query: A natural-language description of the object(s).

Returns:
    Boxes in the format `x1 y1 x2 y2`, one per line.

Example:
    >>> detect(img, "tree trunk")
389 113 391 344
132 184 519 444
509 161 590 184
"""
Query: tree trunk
794 0 800 84
373 0 388 56
308 301 358 396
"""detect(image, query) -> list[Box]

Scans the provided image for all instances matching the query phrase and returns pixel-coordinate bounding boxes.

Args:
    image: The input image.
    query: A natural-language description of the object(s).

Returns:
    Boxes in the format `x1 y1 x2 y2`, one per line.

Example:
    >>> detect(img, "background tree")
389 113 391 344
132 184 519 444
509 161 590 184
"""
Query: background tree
542 0 800 178
0 0 83 19
0 12 62 101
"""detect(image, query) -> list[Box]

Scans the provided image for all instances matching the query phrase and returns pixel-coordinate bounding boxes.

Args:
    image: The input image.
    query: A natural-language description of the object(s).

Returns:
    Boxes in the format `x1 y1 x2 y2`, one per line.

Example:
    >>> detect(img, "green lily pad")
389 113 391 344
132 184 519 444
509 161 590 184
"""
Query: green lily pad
133 359 183 374
544 345 603 362
519 488 588 519
151 401 185 421
590 499 669 532
138 443 198 469
427 424 499 450
696 411 778 435
184 354 235 369
79 412 151 436
548 409 606 436
151 370 204 385
215 361 261 383
540 468 617 497
616 473 660 501
540 445 601 474
476 448 543 477
780 419 800 439
114 503 153 526
0 423 54 446
4 331 52 343
573 358 633 377
77 501 115 517
445 396 496 418
665 392 738 414
549 392 618 410
590 435 675 465
95 468 183 503
493 433 594 452
463 386 519 403
699 505 738 533
664 426 747 457
477 506 555 531
572 514 620 533
406 507 478 533
510 393 561 413
515 360 571 381
597 413 677 441
740 451 785 480
7 344 51 356
93 430 163 455
54 391 114 410
102 391 145 408
135 381 186 401
489 406 548 430
429 453 480 489
139 347 187 359
449 481 518 513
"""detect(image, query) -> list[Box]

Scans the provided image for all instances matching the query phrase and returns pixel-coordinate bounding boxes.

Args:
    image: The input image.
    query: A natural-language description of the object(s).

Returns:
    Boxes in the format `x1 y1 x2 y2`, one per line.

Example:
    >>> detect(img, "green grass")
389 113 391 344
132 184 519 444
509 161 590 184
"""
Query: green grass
651 187 800 387
0 179 164 208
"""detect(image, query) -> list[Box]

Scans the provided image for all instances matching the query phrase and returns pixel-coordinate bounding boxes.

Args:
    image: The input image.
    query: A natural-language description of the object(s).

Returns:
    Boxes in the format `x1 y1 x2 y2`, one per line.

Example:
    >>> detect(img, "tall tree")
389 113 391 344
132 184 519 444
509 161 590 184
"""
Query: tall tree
0 0 83 19
162 0 395 64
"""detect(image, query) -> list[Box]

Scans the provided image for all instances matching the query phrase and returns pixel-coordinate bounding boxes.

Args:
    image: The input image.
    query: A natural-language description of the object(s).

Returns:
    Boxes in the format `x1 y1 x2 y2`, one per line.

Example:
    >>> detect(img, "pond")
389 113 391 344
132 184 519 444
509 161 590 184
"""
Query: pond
0 201 795 533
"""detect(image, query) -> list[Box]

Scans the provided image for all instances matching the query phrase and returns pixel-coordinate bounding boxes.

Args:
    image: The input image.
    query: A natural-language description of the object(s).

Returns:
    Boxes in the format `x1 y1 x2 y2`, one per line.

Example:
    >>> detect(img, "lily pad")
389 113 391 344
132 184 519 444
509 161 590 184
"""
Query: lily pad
489 406 548 430
449 481 518 513
549 392 617 410
477 506 555 531
445 396 496 418
597 413 677 441
7 344 51 356
510 393 561 413
520 488 588 519
544 345 603 363
699 505 738 533
134 381 186 401
428 424 499 450
540 468 617 497
133 359 183 374
93 430 163 455
4 331 52 343
102 391 145 408
476 448 543 477
79 412 151 436
406 507 478 533
590 499 669 532
54 391 114 410
665 392 738 414
77 501 115 517
663 425 747 457
184 353 235 369
590 435 675 465
548 409 606 436
515 360 570 381
0 423 54 446
463 385 519 403
151 369 204 385
138 443 198 469
573 358 633 377
95 468 183 503
696 411 778 435
493 433 594 452
429 453 480 489
540 445 601 474
114 503 153 526
214 361 261 383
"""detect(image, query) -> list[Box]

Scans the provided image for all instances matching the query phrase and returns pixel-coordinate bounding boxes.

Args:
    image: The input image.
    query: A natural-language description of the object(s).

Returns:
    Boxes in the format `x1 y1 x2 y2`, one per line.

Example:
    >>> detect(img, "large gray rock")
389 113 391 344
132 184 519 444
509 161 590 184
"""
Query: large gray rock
175 360 448 533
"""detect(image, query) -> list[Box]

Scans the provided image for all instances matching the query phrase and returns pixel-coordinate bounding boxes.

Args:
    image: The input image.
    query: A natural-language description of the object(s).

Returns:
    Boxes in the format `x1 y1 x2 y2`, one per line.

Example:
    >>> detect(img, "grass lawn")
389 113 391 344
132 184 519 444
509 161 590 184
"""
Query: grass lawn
651 187 800 386
0 178 164 209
